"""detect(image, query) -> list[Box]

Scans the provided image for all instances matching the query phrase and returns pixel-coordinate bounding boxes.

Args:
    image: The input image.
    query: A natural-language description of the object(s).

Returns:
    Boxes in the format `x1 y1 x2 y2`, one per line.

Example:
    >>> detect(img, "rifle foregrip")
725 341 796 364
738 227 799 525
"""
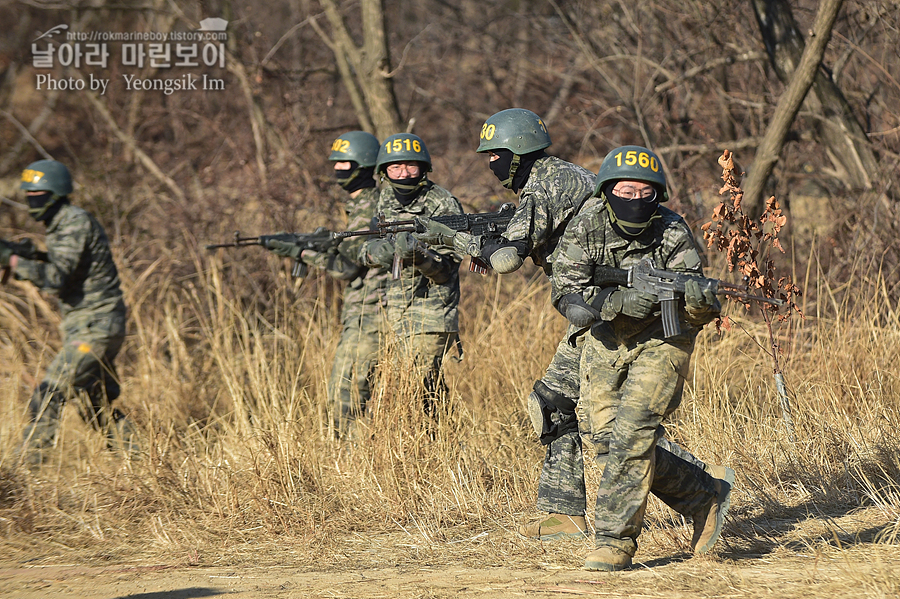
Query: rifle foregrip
592 265 630 287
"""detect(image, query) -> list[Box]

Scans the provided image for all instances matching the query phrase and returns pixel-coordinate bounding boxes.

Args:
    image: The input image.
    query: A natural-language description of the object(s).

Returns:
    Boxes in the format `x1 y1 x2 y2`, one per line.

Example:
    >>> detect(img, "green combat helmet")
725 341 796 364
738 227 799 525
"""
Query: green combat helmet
329 131 380 167
594 145 669 202
476 108 552 155
20 159 73 220
376 133 432 173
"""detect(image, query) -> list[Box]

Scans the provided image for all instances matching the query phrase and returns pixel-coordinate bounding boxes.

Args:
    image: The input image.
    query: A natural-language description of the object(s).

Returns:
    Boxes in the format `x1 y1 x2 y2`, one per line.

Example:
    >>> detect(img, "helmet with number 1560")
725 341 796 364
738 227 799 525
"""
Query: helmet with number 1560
594 145 668 202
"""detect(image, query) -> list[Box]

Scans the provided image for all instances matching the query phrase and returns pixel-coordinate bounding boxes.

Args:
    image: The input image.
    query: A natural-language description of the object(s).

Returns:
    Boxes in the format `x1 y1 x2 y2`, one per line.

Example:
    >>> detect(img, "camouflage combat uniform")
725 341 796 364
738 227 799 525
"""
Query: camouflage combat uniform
301 187 390 431
13 201 128 452
502 155 596 516
551 202 720 557
364 181 463 404
496 156 716 520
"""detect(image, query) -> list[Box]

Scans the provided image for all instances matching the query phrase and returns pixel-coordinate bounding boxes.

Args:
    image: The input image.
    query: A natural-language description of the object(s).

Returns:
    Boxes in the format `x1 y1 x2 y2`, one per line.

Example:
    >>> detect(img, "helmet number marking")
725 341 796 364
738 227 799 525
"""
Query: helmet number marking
385 138 422 153
22 169 45 183
614 150 659 173
480 123 496 141
331 139 350 153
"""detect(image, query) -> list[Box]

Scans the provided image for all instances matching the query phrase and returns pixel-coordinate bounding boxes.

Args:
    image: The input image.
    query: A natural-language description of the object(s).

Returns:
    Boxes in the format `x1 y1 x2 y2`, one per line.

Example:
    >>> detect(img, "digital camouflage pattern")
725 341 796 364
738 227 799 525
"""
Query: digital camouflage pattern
359 180 463 411
552 201 720 556
501 155 598 276
298 187 390 431
13 202 129 453
362 181 464 336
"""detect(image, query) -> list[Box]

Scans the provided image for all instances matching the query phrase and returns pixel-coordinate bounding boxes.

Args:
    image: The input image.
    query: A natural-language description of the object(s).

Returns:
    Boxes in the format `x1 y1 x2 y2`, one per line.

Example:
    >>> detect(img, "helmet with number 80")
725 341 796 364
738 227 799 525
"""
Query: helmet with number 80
376 133 432 173
329 131 380 167
476 108 551 155
594 145 668 202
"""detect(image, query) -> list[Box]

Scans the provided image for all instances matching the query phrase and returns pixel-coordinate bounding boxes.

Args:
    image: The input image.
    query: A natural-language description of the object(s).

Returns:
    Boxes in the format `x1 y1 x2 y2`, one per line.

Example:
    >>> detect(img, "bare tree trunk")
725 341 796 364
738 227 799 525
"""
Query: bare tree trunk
316 0 402 139
744 0 847 217
748 0 876 214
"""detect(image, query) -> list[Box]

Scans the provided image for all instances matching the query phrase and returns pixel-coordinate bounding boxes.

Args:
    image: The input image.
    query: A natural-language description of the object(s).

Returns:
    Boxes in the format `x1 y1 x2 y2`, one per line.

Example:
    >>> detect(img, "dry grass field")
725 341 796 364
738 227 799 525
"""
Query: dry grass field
1 201 899 598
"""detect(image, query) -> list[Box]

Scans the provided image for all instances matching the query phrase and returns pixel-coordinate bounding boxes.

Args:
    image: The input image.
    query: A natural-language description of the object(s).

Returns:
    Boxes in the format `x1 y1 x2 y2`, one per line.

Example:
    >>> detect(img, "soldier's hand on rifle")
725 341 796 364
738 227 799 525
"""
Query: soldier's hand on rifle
413 217 456 247
394 232 418 261
364 238 395 269
607 288 657 320
684 279 720 317
264 239 302 259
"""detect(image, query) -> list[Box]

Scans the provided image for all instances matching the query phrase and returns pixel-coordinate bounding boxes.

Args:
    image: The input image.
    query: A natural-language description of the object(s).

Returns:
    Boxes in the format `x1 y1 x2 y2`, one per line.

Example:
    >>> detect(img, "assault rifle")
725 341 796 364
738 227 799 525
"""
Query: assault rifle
594 257 785 338
334 202 516 274
205 227 339 278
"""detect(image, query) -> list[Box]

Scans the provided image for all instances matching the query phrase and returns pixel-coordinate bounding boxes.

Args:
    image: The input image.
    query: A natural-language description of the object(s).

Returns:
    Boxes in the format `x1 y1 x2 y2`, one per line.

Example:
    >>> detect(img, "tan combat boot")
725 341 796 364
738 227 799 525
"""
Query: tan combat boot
691 464 735 554
519 513 588 541
584 546 632 571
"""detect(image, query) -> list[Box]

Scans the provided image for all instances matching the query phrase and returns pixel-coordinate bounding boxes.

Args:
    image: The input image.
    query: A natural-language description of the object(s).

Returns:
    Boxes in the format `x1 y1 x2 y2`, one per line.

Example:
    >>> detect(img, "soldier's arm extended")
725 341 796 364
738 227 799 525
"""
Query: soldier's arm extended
13 216 88 292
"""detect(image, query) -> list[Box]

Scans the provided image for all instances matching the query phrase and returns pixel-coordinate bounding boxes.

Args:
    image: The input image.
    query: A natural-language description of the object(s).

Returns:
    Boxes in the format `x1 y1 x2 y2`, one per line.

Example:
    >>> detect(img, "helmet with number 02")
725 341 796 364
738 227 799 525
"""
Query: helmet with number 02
376 133 432 173
329 131 380 167
476 108 552 155
594 145 668 202
20 159 73 196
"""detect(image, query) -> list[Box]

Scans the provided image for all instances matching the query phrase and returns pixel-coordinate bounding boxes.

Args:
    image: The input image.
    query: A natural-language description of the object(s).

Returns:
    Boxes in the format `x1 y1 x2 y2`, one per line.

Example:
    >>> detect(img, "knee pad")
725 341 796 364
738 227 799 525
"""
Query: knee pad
529 380 578 446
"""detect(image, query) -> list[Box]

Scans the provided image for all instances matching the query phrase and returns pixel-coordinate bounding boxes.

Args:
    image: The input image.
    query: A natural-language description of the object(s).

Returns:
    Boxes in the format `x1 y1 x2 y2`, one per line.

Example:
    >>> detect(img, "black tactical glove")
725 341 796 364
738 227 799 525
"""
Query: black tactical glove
557 293 603 328
606 289 657 319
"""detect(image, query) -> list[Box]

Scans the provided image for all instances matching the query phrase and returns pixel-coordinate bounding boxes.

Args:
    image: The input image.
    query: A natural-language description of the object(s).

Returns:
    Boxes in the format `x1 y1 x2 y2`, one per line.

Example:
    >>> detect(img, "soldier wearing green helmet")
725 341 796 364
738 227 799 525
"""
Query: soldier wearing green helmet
0 159 137 465
357 132 463 413
551 145 733 571
265 131 391 437
413 112 727 547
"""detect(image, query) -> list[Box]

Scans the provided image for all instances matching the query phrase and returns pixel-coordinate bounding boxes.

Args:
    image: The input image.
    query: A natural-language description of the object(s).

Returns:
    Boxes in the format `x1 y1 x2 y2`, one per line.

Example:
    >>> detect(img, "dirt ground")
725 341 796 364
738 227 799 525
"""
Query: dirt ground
2 507 898 599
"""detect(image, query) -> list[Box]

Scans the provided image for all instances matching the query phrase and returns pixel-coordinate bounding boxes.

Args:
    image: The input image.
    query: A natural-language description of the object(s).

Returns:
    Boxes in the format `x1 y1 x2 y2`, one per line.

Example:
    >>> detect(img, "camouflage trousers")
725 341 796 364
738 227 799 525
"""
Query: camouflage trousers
23 309 126 452
537 330 715 525
579 333 715 556
328 310 383 435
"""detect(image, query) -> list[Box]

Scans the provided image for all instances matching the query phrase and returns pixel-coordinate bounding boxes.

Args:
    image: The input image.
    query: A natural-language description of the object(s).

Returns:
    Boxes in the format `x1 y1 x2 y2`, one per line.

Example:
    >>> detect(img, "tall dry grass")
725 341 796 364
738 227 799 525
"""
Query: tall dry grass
0 222 898 568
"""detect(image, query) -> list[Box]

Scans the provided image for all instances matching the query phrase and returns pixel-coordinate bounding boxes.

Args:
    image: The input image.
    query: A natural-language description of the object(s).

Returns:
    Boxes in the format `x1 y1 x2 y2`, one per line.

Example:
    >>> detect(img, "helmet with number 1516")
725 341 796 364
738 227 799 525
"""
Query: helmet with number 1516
376 133 432 173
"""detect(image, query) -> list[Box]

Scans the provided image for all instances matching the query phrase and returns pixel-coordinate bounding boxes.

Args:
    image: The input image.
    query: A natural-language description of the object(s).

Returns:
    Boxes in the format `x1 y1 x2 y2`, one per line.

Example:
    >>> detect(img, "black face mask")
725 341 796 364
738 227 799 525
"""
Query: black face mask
603 182 661 238
386 174 426 206
27 192 58 221
488 149 545 192
335 163 376 193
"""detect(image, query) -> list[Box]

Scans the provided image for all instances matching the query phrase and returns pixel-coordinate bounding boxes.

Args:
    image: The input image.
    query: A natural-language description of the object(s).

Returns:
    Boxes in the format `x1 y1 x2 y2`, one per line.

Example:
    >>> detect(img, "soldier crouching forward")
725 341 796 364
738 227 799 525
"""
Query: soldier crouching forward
1 160 137 466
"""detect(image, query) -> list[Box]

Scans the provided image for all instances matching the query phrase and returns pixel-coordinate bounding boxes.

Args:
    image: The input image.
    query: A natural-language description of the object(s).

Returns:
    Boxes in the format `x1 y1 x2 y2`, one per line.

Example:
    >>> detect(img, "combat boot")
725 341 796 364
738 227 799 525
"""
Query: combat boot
584 546 632 571
519 513 588 541
691 464 735 554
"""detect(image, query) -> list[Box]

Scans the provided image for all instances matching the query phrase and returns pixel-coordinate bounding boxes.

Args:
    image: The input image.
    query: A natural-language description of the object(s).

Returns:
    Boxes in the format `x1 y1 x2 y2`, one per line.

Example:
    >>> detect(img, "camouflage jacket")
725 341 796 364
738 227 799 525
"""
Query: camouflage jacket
14 202 125 319
362 181 464 335
502 155 597 277
301 187 390 322
551 203 714 343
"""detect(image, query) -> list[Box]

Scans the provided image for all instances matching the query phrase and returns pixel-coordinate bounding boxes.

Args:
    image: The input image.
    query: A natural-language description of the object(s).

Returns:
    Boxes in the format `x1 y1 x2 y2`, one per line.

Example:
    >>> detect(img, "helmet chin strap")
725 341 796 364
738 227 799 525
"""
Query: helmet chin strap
501 154 521 190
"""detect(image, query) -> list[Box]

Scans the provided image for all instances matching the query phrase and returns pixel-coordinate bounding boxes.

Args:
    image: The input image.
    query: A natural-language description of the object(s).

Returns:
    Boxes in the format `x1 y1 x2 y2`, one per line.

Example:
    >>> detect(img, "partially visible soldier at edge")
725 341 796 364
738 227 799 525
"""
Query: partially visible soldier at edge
413 109 730 549
357 133 463 416
0 159 137 466
264 131 390 437
551 145 733 571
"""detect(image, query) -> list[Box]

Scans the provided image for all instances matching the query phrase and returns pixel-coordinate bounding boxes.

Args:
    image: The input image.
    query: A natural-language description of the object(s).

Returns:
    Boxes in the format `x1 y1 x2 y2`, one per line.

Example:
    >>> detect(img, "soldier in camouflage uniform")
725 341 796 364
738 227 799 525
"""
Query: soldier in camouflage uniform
357 133 463 411
0 160 135 465
415 110 726 544
551 145 734 571
266 132 390 436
